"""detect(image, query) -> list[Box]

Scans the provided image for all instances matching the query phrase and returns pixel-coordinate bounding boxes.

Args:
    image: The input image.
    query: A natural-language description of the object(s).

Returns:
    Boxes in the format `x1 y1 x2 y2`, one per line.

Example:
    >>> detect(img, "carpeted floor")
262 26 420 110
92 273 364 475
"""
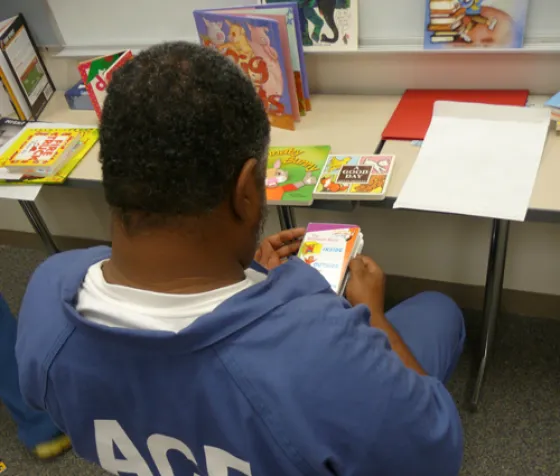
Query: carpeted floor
1 245 559 476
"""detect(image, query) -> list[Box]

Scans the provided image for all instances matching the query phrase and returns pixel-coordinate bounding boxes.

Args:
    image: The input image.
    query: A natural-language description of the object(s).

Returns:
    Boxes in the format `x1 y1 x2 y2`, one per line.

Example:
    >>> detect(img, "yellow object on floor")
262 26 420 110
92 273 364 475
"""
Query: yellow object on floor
33 434 72 460
0 460 7 473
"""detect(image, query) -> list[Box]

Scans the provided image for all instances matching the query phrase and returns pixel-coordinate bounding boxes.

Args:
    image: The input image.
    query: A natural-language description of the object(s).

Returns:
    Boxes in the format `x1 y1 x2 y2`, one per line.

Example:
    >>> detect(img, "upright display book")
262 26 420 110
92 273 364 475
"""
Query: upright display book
193 8 304 130
0 124 99 185
0 14 55 120
424 0 529 49
261 0 359 51
265 145 331 205
298 223 363 294
314 154 395 201
78 50 133 119
0 118 26 149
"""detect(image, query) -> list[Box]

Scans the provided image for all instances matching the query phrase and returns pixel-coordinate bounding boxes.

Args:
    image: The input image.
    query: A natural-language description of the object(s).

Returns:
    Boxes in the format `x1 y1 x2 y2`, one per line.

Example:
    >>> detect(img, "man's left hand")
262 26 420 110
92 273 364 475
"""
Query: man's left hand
255 228 306 270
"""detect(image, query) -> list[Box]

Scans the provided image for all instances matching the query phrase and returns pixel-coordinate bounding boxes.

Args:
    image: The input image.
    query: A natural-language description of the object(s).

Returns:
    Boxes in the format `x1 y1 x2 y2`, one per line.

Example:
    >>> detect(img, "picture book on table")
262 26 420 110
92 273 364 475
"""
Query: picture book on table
265 145 331 205
424 0 529 49
0 125 98 185
298 223 363 294
194 10 300 130
77 50 133 119
314 154 396 201
208 3 311 113
260 0 359 51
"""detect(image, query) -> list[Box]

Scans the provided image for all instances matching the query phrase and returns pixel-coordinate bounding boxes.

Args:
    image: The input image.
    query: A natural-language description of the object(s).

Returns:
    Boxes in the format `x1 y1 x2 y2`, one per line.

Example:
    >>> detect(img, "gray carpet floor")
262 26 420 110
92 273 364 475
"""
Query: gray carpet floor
1 244 559 476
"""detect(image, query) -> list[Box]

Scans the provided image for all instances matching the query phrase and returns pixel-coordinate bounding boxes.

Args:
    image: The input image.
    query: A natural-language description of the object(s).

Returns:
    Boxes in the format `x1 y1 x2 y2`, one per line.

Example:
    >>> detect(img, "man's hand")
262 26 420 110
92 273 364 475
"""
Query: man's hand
345 255 386 316
255 228 306 270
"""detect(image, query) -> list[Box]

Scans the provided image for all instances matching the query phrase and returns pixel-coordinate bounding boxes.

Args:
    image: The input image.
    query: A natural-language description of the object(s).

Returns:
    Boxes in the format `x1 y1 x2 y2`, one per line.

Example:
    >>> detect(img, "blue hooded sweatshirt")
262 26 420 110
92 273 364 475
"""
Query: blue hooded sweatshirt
16 246 462 475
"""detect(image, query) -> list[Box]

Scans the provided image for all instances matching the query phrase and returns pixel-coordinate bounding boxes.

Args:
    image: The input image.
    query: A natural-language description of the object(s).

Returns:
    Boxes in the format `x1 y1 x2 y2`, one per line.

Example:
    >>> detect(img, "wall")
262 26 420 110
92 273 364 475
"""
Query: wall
1 50 560 296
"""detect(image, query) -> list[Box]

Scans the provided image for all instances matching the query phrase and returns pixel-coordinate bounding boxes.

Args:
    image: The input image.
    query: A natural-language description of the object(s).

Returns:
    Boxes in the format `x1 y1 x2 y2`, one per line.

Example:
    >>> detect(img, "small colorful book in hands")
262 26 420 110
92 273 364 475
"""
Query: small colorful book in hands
297 223 364 295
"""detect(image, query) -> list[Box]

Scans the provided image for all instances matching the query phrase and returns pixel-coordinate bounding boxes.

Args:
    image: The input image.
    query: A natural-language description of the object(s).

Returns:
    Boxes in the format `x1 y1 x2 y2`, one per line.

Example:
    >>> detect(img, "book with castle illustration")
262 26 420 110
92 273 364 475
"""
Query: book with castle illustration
260 0 359 51
424 0 529 49
194 9 303 130
265 145 331 205
314 154 395 201
298 223 364 294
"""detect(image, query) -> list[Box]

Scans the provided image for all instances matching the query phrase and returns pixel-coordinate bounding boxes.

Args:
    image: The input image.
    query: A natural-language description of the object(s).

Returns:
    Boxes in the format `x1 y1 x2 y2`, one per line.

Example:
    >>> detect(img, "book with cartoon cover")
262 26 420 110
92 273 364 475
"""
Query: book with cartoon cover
194 10 300 130
297 223 363 294
424 0 529 49
265 145 331 205
201 3 311 114
261 0 359 52
314 154 395 201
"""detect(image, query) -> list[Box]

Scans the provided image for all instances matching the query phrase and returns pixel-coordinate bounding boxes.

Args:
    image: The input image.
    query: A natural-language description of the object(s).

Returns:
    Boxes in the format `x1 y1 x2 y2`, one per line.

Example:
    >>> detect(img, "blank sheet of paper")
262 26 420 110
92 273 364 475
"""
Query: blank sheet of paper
394 101 551 221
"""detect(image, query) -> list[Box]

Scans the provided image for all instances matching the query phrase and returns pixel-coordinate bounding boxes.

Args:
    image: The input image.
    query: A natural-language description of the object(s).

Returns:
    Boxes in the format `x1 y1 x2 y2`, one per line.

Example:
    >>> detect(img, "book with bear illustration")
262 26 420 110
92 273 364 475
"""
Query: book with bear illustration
314 154 395 201
265 145 331 206
298 223 364 294
193 7 308 130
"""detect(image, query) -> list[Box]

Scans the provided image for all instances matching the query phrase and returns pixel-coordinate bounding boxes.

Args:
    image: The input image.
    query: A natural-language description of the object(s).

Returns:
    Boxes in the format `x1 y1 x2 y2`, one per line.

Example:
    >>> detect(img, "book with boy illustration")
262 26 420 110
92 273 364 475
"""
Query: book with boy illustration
424 0 529 49
78 50 133 119
0 123 98 184
265 145 331 205
314 154 395 201
193 4 310 130
298 223 363 294
260 0 359 52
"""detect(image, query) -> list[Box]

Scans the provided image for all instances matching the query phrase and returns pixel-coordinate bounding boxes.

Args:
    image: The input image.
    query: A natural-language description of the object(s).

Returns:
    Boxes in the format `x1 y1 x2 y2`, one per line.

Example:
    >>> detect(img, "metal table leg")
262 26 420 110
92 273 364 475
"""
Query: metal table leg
18 200 60 255
470 218 510 410
277 206 296 230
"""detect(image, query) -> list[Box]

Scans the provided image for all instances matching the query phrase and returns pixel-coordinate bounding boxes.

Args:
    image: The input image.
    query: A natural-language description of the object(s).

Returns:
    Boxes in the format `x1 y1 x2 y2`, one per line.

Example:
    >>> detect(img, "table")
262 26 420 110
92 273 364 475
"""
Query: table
25 93 400 240
379 124 560 409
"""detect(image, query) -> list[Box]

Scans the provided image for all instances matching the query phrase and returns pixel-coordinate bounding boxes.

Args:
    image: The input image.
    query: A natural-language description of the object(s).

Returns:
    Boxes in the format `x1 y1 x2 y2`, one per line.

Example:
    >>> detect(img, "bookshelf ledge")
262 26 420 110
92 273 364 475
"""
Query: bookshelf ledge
53 38 560 58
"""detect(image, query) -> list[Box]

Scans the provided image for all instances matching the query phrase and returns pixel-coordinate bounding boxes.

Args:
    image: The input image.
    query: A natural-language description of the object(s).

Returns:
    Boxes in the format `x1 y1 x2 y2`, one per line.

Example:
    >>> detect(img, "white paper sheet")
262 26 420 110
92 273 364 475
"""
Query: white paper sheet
394 101 551 221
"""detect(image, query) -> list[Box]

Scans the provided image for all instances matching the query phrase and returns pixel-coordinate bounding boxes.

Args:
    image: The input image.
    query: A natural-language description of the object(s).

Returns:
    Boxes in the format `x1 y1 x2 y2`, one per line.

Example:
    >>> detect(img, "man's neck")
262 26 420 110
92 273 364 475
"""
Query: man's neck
105 221 246 294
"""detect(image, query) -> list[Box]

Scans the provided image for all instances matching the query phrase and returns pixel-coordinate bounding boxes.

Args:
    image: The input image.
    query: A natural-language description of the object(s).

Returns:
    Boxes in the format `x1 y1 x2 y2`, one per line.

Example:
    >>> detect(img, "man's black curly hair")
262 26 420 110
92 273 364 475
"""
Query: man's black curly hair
100 42 270 222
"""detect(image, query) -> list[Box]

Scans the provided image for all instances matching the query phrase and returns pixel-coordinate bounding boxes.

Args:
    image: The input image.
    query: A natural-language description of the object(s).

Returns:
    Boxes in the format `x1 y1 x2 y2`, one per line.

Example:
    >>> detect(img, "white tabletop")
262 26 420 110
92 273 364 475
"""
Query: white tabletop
38 93 401 186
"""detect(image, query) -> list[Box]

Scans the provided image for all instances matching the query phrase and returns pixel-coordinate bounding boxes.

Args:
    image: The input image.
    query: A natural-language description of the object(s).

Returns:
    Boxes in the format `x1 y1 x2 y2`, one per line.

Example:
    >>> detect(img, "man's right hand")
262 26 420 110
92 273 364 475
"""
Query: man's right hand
345 255 386 316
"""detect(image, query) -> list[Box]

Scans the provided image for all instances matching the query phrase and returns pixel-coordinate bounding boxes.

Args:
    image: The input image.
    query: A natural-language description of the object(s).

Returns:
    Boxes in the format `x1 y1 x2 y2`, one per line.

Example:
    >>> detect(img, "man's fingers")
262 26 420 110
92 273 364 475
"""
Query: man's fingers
348 257 366 273
266 228 306 249
274 240 302 259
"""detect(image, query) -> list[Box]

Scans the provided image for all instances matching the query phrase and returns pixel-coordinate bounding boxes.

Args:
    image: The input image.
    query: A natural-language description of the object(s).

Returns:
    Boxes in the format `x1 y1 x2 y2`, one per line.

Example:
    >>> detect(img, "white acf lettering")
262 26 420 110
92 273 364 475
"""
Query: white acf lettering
94 420 251 476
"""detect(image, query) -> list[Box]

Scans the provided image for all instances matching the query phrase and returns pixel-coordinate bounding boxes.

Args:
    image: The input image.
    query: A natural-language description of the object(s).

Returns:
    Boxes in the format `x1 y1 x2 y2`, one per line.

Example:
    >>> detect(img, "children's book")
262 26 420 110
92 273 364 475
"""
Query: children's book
261 0 358 51
0 14 55 120
298 223 363 294
208 3 311 113
314 154 396 201
545 92 560 111
78 50 133 119
0 124 98 185
265 145 331 205
194 10 300 130
424 0 529 49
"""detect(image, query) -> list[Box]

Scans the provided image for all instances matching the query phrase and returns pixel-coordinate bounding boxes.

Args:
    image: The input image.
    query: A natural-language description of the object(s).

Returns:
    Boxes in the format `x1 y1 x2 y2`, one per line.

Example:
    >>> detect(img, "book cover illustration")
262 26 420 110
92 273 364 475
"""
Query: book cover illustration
261 0 358 51
265 145 331 205
424 0 529 49
0 118 25 149
0 126 98 185
2 129 80 177
314 154 395 200
297 224 361 293
78 50 133 119
194 11 299 130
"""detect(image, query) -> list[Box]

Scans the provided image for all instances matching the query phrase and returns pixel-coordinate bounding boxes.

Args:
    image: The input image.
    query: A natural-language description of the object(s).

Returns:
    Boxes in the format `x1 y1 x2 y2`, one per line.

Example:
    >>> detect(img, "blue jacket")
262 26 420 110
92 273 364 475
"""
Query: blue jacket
16 246 462 475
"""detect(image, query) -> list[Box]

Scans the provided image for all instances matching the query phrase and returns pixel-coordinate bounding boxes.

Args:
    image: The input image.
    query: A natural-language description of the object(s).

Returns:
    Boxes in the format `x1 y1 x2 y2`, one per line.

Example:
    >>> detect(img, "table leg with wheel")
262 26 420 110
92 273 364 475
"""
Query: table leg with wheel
471 218 510 410
18 200 60 255
277 206 295 230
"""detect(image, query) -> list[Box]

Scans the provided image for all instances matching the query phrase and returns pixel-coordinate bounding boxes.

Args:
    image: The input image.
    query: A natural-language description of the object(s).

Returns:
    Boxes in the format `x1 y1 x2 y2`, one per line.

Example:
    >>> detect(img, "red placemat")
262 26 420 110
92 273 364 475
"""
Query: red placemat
382 89 530 141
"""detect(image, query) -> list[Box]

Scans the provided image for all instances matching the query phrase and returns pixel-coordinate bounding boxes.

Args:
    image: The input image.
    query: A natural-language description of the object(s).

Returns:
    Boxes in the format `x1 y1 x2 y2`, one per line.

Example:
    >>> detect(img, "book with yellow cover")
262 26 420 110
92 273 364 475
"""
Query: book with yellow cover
0 125 98 184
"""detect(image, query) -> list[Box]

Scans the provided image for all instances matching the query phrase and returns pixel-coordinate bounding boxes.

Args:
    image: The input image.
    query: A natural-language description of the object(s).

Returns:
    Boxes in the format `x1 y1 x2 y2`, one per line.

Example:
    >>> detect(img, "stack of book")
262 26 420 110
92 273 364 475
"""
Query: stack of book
0 14 55 121
0 119 98 185
297 223 364 295
545 92 560 132
427 0 464 44
78 50 134 119
194 4 311 131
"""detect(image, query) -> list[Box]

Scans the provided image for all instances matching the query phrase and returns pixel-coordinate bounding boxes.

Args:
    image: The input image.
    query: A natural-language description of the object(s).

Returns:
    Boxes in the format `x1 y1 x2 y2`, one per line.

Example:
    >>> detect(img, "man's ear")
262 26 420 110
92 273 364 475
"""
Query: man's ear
232 158 262 223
